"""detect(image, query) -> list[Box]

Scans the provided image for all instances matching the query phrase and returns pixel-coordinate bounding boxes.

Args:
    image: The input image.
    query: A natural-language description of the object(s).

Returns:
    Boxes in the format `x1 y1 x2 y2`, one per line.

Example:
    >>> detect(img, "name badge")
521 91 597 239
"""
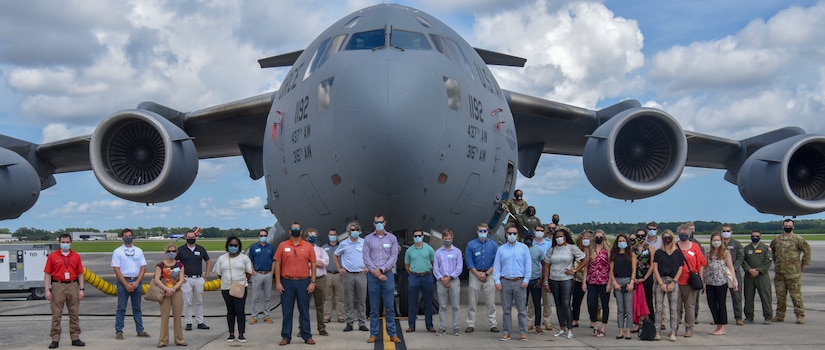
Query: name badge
255 248 261 253
688 251 696 256
383 243 391 249
64 272 71 280
285 248 292 252
324 247 330 250
474 251 481 257
747 250 754 255
727 245 734 249
755 249 762 253
133 257 140 261
194 251 201 256
447 254 454 259
356 246 363 251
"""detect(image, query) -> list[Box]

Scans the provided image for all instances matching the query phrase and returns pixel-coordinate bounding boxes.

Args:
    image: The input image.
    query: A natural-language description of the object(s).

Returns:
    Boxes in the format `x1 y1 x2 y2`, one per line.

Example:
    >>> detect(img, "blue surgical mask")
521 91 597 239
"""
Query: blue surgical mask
228 246 239 254
478 233 487 240
618 242 628 249
722 231 732 239
259 236 268 243
443 240 453 247
582 239 590 247
413 236 423 244
308 235 317 244
648 229 657 236
329 235 337 242
60 243 71 251
375 223 385 231
167 252 177 259
351 231 360 238
507 234 518 243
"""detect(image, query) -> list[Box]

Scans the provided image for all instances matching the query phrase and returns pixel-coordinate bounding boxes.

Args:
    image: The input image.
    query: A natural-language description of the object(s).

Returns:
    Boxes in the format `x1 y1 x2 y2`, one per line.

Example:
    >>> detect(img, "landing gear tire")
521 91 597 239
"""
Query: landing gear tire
30 287 46 300
397 269 409 317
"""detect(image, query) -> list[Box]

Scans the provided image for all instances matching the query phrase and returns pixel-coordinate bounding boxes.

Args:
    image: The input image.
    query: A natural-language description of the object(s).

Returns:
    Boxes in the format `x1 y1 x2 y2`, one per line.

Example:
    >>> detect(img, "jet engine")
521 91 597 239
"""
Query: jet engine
0 148 41 219
737 134 825 215
89 109 198 203
582 107 687 199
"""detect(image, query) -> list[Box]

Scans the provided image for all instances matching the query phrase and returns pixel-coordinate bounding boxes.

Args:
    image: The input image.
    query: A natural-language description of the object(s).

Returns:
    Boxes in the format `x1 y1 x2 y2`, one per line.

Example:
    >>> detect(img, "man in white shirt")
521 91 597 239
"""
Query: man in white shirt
111 228 150 339
307 228 330 336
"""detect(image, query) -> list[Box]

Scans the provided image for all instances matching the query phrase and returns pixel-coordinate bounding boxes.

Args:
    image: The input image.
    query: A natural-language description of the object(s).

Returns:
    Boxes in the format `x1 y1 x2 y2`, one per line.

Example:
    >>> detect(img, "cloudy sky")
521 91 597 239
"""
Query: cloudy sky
2 0 824 232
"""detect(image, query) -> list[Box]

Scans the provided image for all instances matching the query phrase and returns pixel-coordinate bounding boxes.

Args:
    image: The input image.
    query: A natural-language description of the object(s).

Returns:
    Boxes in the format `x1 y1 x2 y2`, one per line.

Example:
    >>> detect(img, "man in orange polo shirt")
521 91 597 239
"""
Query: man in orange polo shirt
275 222 317 346
44 233 86 348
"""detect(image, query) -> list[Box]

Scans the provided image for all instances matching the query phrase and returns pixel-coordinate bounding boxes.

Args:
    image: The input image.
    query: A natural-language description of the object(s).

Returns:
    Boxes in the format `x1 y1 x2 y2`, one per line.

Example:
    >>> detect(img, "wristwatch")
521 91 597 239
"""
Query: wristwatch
310 280 316 283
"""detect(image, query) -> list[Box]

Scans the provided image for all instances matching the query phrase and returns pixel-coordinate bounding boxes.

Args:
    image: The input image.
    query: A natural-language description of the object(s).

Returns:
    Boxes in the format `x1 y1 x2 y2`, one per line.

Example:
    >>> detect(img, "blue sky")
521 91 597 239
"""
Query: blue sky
2 0 824 231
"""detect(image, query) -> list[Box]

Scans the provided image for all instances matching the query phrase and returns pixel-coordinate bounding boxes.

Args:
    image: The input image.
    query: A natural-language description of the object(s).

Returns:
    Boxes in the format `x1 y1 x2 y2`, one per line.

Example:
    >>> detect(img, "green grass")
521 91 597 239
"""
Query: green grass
66 239 259 252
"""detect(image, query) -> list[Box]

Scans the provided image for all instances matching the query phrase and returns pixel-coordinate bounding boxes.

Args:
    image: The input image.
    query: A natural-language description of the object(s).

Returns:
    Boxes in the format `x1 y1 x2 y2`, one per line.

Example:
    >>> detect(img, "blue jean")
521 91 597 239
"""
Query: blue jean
115 278 144 334
368 272 397 337
550 279 574 329
281 279 312 341
408 274 435 329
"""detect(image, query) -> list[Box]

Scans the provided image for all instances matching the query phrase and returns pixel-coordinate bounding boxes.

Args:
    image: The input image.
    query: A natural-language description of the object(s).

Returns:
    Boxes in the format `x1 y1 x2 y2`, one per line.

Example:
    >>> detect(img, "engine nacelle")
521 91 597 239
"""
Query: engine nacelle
0 148 41 219
90 109 198 203
583 107 687 199
737 134 825 215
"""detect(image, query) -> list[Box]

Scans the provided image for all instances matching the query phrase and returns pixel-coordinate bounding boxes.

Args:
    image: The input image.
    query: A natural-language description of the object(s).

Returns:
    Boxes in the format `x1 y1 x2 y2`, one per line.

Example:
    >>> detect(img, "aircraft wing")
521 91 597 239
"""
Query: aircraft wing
504 89 825 216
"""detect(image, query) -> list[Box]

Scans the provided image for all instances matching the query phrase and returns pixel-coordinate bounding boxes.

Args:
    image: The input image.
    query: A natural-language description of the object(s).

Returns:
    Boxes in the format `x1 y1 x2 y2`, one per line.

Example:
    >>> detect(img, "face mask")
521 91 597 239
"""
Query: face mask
722 231 732 239
556 237 566 245
290 228 301 237
523 238 533 246
663 237 673 244
711 241 722 248
478 233 487 240
186 238 196 244
351 231 360 238
679 234 689 241
629 238 637 246
783 227 793 233
594 237 604 244
618 242 628 249
329 235 337 242
413 236 423 244
228 246 239 254
60 243 71 251
527 210 535 216
552 219 559 224
375 223 385 231
535 231 544 239
123 237 133 245
648 229 657 237
515 194 522 200
259 236 268 243
443 240 453 247
751 237 760 244
582 239 590 247
308 235 317 244
507 234 518 243
167 252 177 259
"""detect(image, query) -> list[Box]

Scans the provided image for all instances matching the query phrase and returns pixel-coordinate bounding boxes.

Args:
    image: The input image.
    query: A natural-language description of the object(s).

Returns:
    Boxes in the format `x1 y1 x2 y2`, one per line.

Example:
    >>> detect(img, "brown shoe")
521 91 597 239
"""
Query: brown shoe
500 334 511 341
427 328 436 333
337 319 345 323
465 327 474 333
323 319 330 323
279 339 289 346
305 339 316 345
406 327 415 333
264 317 274 324
490 326 500 333
528 325 533 330
544 325 553 331
390 336 401 343
771 316 784 322
115 333 124 340
796 317 805 324
736 319 744 326
249 318 257 325
519 334 528 341
684 328 693 338
367 336 378 343
137 332 150 338
536 328 543 334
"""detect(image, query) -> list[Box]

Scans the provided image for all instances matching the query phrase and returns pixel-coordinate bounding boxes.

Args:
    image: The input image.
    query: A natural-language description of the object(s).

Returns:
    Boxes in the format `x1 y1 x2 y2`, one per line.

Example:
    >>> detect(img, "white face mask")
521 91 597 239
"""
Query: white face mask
722 231 732 239
535 231 545 239
711 240 722 248
507 233 518 243
555 237 565 245
582 239 591 247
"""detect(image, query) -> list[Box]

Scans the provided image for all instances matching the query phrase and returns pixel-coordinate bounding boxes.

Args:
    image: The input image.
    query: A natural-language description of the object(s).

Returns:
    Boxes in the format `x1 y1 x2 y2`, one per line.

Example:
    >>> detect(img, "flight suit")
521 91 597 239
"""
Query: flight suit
769 233 811 321
724 238 744 322
742 241 772 322
517 214 542 236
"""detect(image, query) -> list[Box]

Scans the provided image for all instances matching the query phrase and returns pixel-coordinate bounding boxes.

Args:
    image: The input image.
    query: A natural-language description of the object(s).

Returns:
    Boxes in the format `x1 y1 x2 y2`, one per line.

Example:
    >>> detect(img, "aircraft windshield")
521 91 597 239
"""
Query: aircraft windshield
391 29 431 50
345 29 385 50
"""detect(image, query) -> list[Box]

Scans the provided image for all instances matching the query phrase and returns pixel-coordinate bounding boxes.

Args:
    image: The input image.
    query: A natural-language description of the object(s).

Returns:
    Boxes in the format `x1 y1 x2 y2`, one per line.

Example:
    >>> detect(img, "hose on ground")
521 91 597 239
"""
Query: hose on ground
82 267 223 295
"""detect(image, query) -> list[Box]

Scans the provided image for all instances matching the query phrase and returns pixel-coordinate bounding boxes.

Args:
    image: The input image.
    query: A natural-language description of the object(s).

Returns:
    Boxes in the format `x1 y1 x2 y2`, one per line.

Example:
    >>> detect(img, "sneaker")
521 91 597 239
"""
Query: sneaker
554 330 566 337
535 327 543 334
654 333 661 341
566 331 573 339
684 328 693 338
519 334 528 341
197 323 210 330
185 324 192 331
744 319 754 324
668 333 676 342
318 330 329 336
500 334 511 341
115 333 124 340
264 317 274 324
249 318 258 325
226 335 236 343
453 330 460 336
464 327 474 333
736 319 744 326
238 336 247 343
763 319 772 325
436 329 445 336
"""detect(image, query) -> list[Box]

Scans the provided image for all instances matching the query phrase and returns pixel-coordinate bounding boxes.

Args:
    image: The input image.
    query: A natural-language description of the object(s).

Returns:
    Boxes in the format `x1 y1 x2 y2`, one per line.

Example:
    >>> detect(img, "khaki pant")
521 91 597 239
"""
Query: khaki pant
323 273 345 321
158 289 184 346
313 275 328 332
774 273 804 317
467 273 497 328
50 281 81 342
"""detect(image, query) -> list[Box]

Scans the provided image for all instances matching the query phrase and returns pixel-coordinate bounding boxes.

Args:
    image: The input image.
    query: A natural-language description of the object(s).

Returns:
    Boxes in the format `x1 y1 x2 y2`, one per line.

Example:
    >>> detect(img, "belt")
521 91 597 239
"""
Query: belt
502 276 524 282
124 276 139 279
185 275 201 278
329 271 339 274
382 269 393 274
411 271 432 276
283 276 310 281
256 271 271 274
347 270 365 274
316 275 325 279
51 280 76 284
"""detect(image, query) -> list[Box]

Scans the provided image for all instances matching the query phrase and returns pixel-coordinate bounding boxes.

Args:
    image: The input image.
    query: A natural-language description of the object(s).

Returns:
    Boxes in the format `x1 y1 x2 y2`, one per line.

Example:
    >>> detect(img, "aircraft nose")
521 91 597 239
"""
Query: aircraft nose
335 58 443 195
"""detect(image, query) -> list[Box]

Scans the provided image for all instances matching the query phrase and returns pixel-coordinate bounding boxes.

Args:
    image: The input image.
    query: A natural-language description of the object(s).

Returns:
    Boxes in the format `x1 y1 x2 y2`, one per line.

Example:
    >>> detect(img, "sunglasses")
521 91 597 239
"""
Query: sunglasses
413 235 423 238
750 236 760 238
166 250 176 253
478 229 488 233
374 221 385 224
535 229 544 232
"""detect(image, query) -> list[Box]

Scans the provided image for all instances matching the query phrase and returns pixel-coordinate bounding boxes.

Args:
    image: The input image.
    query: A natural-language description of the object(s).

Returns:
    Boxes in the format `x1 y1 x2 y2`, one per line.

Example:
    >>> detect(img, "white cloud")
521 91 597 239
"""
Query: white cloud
516 157 583 196
199 197 213 209
40 123 95 143
586 199 602 207
231 196 263 210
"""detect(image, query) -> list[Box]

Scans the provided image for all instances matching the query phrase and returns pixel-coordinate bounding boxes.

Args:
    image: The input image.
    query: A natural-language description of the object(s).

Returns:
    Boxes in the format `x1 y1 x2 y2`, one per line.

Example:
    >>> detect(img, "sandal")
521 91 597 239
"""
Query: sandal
592 329 598 336
596 330 605 338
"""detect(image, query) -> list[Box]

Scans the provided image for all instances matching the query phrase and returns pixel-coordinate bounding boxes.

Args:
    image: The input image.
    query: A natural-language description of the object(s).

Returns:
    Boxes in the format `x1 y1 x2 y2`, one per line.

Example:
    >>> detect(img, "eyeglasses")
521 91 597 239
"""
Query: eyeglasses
478 229 488 233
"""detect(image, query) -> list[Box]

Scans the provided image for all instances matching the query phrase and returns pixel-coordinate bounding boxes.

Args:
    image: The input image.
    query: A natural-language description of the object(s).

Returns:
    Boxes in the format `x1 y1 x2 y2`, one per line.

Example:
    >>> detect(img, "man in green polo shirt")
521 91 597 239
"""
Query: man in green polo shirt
404 229 436 332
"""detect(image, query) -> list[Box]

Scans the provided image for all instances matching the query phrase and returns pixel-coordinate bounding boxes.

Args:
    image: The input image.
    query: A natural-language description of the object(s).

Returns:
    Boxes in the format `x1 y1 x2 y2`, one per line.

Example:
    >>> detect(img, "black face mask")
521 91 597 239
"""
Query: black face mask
523 238 533 246
527 210 535 216
290 228 301 237
628 238 637 246
186 238 196 244
783 227 793 233
663 237 673 244
595 237 604 244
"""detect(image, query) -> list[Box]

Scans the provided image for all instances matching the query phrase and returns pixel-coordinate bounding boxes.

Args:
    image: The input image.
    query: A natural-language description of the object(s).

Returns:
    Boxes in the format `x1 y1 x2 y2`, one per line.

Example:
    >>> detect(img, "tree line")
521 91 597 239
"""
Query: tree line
1 226 268 241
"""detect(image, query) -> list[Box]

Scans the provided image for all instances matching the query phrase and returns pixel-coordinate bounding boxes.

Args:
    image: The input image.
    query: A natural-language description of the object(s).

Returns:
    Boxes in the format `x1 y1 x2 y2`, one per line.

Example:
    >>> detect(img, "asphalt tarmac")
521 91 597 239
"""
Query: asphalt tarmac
1 242 824 349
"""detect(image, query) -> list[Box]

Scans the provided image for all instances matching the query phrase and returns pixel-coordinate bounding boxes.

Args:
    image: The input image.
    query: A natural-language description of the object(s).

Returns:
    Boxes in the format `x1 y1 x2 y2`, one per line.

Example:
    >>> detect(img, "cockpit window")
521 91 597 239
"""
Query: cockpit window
391 29 431 50
304 34 347 80
344 16 361 29
430 34 475 79
345 29 385 50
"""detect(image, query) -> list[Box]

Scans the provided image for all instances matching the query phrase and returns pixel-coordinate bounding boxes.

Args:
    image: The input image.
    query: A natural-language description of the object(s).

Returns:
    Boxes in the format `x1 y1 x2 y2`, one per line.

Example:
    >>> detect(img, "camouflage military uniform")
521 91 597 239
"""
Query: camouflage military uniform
769 233 811 321
501 198 528 227
742 241 773 322
517 214 542 236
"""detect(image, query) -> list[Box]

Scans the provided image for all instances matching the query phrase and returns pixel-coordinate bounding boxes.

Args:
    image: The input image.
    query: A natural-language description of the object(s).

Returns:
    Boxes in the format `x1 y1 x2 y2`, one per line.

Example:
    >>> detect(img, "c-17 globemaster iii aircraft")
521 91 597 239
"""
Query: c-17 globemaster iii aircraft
1 4 824 284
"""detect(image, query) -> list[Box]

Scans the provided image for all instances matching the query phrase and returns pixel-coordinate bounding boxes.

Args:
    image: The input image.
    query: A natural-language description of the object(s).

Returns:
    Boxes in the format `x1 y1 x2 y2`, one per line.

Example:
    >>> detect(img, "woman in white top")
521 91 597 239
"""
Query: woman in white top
542 227 586 339
705 231 738 335
212 236 253 343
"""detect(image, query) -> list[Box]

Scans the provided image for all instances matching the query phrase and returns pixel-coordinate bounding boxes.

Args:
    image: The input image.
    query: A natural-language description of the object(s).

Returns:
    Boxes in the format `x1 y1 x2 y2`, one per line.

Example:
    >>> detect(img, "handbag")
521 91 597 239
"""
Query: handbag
683 259 703 290
228 256 246 298
144 281 165 302
725 267 734 287
639 317 656 340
